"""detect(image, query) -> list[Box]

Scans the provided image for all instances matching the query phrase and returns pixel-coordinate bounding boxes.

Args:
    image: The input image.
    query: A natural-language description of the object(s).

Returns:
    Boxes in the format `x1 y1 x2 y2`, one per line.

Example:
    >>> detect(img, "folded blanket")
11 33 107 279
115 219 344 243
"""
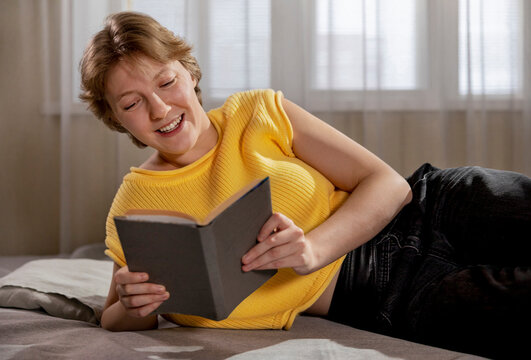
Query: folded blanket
0 259 112 324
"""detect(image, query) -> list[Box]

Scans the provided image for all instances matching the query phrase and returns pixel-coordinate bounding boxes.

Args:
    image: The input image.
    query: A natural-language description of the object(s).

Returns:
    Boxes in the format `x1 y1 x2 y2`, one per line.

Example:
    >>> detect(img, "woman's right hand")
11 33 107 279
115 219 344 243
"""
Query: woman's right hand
113 265 170 318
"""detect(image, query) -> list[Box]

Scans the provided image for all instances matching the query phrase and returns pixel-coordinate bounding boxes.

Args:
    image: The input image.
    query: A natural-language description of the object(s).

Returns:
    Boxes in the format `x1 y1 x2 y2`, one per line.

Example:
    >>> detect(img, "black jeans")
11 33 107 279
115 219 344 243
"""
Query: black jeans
327 163 531 359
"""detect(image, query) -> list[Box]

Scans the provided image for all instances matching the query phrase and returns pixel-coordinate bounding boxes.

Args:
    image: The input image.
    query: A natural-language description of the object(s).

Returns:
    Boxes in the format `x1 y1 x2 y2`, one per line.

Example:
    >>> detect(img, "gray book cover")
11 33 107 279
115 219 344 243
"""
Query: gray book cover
114 177 276 320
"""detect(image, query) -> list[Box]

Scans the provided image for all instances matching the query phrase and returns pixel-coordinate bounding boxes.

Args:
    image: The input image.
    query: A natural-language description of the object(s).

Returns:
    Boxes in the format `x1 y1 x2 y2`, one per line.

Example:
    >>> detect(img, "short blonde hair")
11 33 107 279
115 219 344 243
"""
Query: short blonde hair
79 11 202 148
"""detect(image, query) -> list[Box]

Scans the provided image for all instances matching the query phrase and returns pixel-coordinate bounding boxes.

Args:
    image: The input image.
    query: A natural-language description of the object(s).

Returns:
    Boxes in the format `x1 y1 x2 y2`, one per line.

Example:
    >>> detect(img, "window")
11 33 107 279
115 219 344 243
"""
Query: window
208 0 271 98
72 0 121 106
69 0 526 113
129 0 190 36
314 0 421 91
458 0 522 96
313 0 524 99
128 0 271 102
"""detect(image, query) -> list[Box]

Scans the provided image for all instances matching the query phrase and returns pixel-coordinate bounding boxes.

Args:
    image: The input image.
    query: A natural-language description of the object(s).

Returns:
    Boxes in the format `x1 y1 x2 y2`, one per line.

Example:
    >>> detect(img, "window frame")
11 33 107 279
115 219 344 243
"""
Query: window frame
287 0 527 112
53 0 529 116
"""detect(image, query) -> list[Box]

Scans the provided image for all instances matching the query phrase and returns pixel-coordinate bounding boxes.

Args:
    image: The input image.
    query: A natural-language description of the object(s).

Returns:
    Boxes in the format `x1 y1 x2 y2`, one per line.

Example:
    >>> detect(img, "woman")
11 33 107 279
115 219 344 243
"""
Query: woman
80 11 530 359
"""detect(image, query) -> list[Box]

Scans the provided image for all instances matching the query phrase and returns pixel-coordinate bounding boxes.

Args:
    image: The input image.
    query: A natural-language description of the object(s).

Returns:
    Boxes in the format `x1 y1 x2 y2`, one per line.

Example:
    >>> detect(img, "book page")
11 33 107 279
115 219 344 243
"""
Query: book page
123 209 199 225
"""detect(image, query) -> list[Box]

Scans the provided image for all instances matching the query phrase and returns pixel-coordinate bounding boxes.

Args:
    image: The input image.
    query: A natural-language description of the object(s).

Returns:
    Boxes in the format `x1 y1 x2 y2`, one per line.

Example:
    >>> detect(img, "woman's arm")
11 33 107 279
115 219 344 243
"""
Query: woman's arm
100 263 169 331
242 98 412 275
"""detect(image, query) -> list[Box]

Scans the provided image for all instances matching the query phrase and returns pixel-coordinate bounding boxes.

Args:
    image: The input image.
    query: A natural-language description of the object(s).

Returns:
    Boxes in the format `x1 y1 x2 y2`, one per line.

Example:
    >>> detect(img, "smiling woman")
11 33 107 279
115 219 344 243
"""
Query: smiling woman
79 11 412 334
77 10 531 359
79 11 202 148
103 57 218 170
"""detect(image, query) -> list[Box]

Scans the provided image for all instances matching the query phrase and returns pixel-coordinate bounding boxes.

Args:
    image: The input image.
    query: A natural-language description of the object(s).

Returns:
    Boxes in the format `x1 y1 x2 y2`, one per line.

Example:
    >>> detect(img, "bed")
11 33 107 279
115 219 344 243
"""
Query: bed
0 244 486 360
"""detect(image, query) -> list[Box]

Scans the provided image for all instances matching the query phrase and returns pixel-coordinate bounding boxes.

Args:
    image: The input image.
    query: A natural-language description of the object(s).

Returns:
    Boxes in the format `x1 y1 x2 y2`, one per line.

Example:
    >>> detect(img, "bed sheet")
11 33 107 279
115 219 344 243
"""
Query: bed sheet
0 244 486 360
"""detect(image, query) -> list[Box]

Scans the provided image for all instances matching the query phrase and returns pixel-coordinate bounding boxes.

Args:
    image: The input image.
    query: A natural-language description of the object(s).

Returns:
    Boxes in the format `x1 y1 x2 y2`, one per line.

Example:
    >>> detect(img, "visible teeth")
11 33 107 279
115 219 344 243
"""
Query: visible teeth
158 115 182 133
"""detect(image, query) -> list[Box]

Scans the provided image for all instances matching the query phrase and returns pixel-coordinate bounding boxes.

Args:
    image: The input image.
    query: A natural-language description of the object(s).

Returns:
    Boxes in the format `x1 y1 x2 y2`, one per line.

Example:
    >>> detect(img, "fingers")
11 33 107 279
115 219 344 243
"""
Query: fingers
242 227 302 268
119 291 170 313
116 282 168 300
114 266 170 317
256 212 292 242
243 213 292 265
242 213 314 274
114 265 148 287
125 301 165 318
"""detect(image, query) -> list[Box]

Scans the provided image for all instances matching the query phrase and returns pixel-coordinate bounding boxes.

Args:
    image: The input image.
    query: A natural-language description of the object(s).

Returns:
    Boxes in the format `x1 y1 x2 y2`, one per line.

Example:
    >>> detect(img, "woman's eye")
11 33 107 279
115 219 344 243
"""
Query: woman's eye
124 102 136 111
161 78 175 88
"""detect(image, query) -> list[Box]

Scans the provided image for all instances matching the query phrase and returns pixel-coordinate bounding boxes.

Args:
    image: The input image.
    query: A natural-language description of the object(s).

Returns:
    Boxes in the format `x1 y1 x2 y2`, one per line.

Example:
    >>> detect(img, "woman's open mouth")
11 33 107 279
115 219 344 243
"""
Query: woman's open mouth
156 114 184 135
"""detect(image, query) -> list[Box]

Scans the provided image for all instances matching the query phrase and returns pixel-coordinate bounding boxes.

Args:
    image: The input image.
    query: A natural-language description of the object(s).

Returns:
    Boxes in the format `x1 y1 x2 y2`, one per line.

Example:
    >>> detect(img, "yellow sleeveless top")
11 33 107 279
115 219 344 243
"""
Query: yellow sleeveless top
104 89 348 329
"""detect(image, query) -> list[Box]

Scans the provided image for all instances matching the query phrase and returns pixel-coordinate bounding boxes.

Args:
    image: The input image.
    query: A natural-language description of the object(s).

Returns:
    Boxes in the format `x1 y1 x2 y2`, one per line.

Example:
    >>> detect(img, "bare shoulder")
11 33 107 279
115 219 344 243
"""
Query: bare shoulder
281 97 355 151
280 97 396 192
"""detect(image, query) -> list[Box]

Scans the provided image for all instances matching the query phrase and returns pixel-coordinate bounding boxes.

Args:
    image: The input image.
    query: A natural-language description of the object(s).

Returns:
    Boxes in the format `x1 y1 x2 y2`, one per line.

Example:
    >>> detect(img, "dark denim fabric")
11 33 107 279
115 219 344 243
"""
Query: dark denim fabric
327 163 531 359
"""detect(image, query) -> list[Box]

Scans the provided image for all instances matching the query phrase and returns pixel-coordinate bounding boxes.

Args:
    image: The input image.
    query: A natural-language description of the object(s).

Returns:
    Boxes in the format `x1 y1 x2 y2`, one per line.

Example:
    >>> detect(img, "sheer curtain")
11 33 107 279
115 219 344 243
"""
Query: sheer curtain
106 0 530 176
293 0 530 176
49 0 530 251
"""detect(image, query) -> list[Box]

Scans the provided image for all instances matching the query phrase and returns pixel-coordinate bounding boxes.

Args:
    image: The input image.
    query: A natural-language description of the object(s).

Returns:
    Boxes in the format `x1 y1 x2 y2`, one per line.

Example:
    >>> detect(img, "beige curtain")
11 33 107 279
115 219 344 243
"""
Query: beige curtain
1 0 61 255
0 0 134 255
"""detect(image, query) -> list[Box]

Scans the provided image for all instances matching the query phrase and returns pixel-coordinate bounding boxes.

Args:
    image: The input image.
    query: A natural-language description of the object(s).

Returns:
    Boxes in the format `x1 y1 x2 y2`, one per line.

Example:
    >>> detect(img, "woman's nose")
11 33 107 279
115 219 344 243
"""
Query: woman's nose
149 93 171 120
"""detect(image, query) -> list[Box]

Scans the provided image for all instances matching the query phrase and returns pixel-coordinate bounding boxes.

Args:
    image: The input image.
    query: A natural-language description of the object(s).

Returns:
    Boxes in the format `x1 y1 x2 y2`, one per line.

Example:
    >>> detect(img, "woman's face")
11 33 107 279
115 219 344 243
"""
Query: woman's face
105 56 213 167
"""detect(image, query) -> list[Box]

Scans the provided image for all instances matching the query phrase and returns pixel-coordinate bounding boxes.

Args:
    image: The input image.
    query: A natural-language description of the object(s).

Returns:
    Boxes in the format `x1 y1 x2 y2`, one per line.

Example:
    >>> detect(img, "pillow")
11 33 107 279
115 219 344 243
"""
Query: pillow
0 259 112 324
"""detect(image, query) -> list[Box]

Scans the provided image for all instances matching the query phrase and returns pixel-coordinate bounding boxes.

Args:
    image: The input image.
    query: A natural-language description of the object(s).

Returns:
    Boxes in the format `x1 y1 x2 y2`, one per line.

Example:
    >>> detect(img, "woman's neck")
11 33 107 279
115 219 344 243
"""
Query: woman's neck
141 120 219 171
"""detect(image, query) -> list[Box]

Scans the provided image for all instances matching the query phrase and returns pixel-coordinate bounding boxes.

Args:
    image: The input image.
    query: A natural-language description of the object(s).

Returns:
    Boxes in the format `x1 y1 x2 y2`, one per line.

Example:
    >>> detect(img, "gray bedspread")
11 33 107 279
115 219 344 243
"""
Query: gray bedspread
0 309 485 360
0 245 486 360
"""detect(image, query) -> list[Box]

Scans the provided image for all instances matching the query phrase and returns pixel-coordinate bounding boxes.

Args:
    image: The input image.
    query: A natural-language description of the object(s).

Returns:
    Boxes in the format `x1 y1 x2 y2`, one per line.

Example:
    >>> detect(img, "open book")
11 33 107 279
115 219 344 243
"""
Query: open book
113 177 276 320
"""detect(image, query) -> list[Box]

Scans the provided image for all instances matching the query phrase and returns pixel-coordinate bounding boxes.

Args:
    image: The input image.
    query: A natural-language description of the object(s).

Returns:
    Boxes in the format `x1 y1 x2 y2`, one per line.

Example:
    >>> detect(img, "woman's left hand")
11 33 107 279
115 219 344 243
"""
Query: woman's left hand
241 212 317 275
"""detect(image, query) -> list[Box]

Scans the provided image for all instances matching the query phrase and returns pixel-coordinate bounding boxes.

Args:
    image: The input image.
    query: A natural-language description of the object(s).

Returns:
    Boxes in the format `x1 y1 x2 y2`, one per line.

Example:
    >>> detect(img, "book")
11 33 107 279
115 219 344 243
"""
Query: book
113 177 276 321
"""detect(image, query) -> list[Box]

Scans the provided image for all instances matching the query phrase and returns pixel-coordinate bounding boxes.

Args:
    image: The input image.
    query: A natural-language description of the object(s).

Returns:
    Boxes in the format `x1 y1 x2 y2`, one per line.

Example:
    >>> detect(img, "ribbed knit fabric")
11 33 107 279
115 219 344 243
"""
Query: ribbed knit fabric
104 89 348 329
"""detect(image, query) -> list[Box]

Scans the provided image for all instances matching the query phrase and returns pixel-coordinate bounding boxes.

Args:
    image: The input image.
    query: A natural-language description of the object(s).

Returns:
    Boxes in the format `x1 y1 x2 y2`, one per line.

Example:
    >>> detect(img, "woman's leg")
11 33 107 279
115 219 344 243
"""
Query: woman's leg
416 263 531 359
424 166 531 265
408 166 531 358
328 164 531 358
